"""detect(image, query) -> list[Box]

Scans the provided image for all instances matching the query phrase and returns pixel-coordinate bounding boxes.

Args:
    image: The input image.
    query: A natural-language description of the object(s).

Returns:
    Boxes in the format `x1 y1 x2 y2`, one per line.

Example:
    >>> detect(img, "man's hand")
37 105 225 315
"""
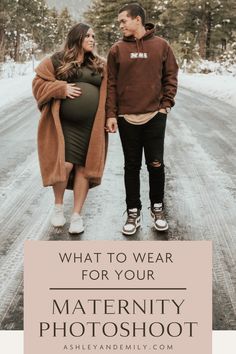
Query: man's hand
105 117 118 133
158 108 167 114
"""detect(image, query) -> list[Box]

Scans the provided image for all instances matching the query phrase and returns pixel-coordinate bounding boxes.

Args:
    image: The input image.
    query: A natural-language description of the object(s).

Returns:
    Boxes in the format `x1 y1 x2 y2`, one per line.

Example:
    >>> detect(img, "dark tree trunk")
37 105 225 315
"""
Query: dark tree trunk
199 15 207 59
206 10 212 60
14 30 20 62
221 38 227 52
0 27 5 62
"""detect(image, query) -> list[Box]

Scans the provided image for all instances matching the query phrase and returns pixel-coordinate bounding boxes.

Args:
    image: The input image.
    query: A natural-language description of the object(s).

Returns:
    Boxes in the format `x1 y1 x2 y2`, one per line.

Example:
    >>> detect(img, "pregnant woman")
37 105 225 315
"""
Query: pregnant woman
32 23 107 234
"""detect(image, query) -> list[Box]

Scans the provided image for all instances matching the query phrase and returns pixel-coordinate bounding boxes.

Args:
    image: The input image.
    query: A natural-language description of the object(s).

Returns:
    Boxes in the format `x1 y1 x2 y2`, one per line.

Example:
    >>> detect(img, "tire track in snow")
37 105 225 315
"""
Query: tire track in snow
165 92 236 329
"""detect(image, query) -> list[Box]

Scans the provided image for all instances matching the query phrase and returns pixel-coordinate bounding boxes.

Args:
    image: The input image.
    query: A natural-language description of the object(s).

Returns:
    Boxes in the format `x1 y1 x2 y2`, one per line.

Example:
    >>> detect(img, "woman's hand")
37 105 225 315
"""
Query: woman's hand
66 83 82 98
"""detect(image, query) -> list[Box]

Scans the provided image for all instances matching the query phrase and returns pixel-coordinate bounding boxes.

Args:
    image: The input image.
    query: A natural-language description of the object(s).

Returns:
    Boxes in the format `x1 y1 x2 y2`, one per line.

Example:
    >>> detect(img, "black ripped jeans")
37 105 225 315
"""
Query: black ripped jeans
118 112 167 210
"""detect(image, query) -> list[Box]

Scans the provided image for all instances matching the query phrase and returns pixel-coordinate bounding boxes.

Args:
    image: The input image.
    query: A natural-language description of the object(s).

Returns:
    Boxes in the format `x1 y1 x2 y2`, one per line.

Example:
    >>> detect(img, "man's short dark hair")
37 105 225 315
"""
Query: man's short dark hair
118 3 146 25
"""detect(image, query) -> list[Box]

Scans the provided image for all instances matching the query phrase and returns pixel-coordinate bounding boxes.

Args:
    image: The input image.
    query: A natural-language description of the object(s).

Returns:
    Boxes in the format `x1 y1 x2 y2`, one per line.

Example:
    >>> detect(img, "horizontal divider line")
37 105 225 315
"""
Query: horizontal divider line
49 288 187 291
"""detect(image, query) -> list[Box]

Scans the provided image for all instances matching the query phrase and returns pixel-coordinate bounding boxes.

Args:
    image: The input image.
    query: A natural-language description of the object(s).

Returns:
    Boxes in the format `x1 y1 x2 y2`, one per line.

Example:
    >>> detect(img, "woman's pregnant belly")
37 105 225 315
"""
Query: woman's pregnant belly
60 82 100 123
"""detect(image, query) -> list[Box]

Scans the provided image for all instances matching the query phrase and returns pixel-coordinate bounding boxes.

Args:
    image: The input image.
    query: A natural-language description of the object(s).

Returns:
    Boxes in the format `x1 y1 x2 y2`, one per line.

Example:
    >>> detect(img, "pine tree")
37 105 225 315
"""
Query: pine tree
1 0 74 62
33 5 74 54
57 7 75 47
2 0 51 61
0 1 11 61
30 1 54 55
161 0 236 60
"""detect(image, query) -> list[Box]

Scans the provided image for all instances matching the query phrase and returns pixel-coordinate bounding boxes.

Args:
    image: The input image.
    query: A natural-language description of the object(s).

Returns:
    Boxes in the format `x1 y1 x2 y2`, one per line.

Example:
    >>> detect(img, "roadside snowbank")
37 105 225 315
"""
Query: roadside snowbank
0 60 35 79
0 60 236 111
179 71 236 108
0 60 38 111
0 74 35 110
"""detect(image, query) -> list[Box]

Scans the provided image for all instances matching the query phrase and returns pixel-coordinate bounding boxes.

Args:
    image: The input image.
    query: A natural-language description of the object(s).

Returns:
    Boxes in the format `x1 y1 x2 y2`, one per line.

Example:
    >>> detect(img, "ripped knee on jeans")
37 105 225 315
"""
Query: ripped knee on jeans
149 160 162 168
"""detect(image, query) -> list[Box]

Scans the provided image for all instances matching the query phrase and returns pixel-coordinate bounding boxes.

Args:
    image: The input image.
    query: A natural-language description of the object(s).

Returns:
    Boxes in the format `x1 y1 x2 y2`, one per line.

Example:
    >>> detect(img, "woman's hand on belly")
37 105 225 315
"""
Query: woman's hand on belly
66 83 82 99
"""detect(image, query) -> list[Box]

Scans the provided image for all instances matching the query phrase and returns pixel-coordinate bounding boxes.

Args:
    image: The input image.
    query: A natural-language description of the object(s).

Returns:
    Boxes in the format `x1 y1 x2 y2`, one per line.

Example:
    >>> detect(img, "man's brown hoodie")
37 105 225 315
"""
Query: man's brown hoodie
106 24 178 118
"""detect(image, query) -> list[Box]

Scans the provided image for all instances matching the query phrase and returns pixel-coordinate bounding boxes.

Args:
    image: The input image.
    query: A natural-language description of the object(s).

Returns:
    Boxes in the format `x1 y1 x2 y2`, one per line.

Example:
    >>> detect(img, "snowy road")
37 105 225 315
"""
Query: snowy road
0 88 235 329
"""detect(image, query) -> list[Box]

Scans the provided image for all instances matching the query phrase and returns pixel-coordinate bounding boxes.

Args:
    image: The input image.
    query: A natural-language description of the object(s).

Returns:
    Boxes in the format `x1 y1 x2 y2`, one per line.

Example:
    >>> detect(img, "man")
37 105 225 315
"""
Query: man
106 3 178 235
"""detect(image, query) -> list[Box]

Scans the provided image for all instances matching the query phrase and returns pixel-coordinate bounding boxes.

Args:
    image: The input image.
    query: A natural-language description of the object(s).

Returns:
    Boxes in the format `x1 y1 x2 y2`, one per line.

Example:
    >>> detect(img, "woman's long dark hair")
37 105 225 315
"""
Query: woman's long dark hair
52 23 104 81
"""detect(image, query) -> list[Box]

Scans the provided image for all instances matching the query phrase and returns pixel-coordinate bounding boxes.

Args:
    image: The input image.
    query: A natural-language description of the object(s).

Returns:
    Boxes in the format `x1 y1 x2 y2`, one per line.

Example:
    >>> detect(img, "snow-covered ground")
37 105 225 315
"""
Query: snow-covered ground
0 60 38 110
0 59 236 111
179 72 236 108
0 74 35 110
0 60 36 79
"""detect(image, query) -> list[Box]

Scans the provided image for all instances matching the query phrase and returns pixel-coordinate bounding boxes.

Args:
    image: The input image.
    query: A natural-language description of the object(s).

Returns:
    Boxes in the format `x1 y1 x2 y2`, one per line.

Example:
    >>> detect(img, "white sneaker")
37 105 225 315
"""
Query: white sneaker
69 213 84 234
51 204 66 227
151 203 168 231
122 208 141 235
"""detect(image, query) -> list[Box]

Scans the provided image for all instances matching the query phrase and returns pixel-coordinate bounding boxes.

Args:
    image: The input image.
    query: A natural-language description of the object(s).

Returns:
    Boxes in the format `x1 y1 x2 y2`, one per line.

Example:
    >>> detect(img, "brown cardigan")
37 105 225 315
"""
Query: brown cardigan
32 57 108 189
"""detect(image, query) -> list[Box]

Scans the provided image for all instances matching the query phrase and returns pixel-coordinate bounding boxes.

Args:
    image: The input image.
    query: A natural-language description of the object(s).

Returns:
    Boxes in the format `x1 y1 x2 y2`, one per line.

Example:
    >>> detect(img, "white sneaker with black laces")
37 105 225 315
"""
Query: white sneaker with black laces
69 213 84 234
51 204 66 227
151 203 168 231
122 208 141 235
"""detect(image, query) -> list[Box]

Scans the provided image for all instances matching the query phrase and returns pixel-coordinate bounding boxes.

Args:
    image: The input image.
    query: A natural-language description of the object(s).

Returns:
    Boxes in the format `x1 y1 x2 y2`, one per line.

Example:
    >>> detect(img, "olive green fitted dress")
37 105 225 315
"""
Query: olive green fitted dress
59 66 102 166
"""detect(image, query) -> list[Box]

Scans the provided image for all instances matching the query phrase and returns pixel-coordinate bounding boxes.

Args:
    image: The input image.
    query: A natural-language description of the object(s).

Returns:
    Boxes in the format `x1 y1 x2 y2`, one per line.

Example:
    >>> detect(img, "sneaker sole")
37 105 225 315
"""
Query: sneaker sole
69 228 84 235
51 220 66 228
151 212 168 232
122 222 141 236
153 223 168 232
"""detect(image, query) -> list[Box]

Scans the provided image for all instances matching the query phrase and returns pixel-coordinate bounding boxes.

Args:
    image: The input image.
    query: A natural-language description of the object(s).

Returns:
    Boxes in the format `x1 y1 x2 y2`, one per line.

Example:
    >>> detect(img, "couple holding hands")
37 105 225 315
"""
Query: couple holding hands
33 3 178 236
